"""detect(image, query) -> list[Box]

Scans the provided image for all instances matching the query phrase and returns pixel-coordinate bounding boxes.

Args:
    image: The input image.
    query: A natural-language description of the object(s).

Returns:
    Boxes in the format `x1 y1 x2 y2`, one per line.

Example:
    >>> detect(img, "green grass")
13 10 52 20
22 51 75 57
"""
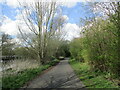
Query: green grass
2 59 60 90
69 59 119 88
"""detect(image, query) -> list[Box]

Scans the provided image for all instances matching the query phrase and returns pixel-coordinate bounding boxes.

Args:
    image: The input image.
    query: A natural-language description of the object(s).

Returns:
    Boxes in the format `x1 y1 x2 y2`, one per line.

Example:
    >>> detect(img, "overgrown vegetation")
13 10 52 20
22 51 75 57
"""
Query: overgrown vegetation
69 59 119 88
1 33 15 56
70 18 120 79
2 59 59 90
69 2 120 87
1 1 120 89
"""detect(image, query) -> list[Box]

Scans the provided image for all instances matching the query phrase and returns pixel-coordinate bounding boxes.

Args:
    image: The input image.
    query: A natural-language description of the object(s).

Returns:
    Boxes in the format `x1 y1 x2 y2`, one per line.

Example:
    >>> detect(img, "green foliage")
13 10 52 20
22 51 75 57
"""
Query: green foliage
2 66 47 90
56 41 71 58
1 33 15 56
69 60 119 88
2 59 59 89
83 19 119 77
69 38 84 62
70 17 120 78
47 59 60 66
14 47 37 59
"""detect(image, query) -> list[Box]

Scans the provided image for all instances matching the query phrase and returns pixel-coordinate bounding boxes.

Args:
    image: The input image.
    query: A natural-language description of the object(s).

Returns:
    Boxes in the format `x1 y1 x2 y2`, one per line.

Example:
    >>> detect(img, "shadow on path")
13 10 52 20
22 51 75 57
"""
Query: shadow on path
23 59 85 88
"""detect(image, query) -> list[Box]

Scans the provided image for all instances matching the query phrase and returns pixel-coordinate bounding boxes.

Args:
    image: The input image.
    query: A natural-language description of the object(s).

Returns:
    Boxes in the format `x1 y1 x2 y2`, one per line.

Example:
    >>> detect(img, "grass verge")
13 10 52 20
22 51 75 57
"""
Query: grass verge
69 59 119 88
2 59 60 90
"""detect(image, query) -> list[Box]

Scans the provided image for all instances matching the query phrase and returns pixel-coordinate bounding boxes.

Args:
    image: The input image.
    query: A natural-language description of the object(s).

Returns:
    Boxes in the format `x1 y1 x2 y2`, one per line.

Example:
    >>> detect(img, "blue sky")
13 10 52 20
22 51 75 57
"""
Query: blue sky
1 4 18 20
0 1 94 41
0 0 116 41
61 2 89 24
1 2 92 24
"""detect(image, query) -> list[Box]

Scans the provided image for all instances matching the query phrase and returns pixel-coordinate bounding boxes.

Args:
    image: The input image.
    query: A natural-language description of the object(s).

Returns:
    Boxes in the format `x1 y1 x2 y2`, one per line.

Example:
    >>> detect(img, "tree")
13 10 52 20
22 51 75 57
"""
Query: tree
18 1 66 64
90 2 120 59
88 1 120 76
68 1 120 77
55 40 70 58
1 33 15 56
70 38 84 62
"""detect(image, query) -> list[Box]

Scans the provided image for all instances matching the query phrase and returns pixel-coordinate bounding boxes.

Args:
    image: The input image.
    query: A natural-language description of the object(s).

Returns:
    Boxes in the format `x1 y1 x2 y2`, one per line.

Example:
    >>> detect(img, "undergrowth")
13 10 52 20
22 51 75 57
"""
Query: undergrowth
69 59 119 88
2 59 59 90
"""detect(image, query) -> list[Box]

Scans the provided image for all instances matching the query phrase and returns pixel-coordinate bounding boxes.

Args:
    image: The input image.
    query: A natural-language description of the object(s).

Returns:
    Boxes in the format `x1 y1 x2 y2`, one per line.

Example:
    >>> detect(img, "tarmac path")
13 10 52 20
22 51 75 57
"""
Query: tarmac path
25 59 85 88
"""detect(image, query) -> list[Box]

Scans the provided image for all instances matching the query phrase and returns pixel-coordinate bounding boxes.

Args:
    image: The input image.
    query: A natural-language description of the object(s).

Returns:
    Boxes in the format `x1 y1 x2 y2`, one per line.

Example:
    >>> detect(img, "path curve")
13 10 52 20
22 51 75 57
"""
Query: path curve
24 59 85 88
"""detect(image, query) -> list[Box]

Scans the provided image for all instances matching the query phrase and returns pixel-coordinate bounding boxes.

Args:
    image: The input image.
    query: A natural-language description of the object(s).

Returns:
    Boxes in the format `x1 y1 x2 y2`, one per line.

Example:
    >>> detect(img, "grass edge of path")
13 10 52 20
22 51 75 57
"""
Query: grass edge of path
2 59 60 90
69 59 119 88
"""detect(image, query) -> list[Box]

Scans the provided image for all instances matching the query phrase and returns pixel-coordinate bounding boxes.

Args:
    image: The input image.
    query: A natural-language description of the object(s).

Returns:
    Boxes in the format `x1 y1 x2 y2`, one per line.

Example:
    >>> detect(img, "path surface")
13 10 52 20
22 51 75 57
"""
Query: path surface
25 59 85 88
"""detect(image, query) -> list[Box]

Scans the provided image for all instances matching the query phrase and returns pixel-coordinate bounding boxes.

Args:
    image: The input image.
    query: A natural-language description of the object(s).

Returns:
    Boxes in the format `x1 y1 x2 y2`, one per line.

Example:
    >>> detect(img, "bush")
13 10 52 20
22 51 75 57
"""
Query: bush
69 60 119 88
69 18 120 78
69 38 84 62
48 59 60 66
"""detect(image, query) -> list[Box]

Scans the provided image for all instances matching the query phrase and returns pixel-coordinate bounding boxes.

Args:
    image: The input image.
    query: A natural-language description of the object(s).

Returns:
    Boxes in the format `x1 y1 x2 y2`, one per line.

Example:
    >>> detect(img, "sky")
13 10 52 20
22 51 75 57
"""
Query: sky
0 0 113 43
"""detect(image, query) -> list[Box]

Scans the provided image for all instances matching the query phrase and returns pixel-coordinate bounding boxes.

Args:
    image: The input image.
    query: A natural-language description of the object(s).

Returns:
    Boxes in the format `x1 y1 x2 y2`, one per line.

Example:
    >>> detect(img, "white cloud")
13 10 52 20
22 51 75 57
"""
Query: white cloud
0 15 34 36
6 0 22 8
0 0 118 9
0 0 92 8
62 23 81 41
0 0 4 3
0 15 37 46
59 0 78 8
0 14 71 43
62 15 69 21
0 16 19 36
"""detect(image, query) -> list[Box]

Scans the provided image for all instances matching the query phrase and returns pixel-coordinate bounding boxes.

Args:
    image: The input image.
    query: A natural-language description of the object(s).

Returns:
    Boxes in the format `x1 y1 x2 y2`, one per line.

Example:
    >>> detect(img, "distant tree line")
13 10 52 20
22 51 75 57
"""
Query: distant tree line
1 32 70 63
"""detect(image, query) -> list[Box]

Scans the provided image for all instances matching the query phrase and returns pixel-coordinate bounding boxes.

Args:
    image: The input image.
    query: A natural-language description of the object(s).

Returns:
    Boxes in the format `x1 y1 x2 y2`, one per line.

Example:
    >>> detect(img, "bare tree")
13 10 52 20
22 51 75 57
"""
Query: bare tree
18 1 66 64
88 1 120 35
